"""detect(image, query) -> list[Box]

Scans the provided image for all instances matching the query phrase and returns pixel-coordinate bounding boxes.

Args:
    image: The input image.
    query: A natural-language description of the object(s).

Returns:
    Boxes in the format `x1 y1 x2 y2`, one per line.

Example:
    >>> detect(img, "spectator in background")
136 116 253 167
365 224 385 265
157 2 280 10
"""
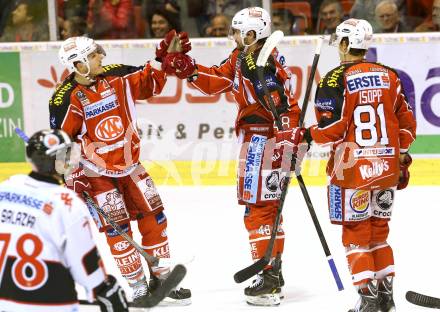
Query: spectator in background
61 16 87 39
0 0 49 42
148 9 181 38
272 9 296 35
57 0 88 20
406 0 433 29
350 0 407 31
87 0 136 39
0 0 15 38
415 0 440 32
205 14 230 37
319 0 344 34
187 0 260 37
375 0 411 32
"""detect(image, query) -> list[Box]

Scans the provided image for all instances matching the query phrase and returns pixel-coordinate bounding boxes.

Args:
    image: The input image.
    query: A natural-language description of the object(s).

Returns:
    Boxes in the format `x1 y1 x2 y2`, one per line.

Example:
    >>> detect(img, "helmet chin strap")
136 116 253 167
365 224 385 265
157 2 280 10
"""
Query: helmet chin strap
74 62 96 83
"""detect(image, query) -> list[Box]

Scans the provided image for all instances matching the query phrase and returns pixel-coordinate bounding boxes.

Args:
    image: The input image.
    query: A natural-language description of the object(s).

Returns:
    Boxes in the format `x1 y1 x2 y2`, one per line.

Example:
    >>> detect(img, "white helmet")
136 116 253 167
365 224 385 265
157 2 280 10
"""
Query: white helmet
229 7 271 47
58 36 103 76
330 18 373 50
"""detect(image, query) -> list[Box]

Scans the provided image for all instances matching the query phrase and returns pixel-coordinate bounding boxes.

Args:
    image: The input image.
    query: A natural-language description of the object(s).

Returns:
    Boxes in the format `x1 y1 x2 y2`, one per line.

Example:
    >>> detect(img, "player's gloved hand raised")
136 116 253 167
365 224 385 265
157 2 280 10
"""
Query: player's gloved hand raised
156 30 192 62
178 31 191 54
162 52 197 79
155 30 177 62
94 274 129 312
397 152 412 190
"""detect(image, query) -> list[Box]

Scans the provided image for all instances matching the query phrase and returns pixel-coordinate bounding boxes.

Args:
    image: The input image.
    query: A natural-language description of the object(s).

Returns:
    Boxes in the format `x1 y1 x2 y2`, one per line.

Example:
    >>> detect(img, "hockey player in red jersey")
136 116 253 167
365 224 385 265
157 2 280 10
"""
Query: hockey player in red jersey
162 7 300 306
276 19 416 312
49 34 191 305
0 129 128 312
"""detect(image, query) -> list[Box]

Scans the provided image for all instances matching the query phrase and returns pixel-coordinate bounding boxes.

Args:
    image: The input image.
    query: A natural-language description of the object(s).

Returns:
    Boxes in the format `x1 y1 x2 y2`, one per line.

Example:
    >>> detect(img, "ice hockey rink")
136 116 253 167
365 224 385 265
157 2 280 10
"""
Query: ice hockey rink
77 184 440 312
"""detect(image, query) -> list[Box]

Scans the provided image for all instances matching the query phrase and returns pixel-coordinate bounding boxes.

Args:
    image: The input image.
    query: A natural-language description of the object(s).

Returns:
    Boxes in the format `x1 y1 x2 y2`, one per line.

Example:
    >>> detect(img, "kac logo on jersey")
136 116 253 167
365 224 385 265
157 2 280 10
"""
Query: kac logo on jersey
95 116 124 141
350 190 370 213
346 72 390 94
113 241 130 252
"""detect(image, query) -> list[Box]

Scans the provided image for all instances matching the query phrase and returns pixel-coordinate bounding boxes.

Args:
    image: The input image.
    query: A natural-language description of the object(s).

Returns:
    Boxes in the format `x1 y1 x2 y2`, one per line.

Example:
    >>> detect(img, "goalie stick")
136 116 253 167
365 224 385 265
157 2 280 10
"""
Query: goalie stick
406 291 440 309
233 31 344 292
78 264 187 308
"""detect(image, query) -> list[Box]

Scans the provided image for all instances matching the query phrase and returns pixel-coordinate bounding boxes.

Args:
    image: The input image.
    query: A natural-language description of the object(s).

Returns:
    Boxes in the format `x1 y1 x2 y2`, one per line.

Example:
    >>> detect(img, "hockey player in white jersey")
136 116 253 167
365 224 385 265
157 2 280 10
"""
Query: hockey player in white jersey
0 129 129 312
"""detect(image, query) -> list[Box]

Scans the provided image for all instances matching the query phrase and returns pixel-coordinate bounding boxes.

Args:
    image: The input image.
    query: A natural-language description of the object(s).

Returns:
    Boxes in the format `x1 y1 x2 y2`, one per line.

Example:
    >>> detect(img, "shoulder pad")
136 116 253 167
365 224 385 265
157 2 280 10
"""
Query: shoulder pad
320 65 346 88
101 64 143 77
49 76 76 107
370 62 399 77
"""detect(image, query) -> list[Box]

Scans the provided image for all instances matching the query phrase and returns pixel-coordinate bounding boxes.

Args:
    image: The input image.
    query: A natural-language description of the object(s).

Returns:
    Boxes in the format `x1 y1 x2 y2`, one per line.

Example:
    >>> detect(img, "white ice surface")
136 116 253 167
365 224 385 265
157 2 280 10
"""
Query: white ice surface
78 186 440 311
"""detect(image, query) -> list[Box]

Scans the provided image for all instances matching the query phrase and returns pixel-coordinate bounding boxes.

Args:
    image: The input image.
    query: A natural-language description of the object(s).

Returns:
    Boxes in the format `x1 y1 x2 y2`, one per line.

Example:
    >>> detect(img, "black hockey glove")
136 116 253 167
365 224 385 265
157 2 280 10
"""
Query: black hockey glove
94 274 129 312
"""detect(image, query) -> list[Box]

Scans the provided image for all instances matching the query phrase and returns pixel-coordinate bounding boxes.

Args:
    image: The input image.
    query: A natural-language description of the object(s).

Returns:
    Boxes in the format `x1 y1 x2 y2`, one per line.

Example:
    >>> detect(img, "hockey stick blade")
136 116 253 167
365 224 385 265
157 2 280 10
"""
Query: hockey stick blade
133 264 187 308
406 291 440 309
234 257 268 283
256 30 284 67
80 265 187 309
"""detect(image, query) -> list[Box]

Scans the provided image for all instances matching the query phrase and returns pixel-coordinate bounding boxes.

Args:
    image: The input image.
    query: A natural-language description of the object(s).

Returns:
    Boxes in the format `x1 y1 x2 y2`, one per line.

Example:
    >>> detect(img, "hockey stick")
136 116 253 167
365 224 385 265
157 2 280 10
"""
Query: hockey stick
15 127 192 268
14 128 187 307
406 291 440 309
77 264 186 308
83 191 174 268
82 191 187 308
233 32 344 291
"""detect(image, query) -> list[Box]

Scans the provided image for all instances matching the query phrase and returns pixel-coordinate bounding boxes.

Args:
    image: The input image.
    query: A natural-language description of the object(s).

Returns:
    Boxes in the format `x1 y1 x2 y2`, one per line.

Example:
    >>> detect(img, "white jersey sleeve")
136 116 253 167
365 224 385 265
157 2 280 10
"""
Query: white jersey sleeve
54 188 106 293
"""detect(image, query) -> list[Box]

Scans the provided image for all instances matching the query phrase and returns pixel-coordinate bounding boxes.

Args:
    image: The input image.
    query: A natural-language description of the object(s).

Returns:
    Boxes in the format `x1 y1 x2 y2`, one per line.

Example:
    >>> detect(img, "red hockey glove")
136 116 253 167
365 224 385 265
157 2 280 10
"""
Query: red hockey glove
397 152 412 190
178 31 192 54
275 127 306 151
155 29 177 61
162 52 197 79
274 127 308 172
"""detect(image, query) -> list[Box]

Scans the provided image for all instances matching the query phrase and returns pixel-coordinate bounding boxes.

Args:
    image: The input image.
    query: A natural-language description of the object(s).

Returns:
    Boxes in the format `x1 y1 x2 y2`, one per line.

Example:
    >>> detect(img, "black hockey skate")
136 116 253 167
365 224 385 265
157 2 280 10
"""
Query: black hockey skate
348 281 380 312
149 274 192 306
378 277 395 312
244 268 282 306
131 280 151 306
272 254 284 299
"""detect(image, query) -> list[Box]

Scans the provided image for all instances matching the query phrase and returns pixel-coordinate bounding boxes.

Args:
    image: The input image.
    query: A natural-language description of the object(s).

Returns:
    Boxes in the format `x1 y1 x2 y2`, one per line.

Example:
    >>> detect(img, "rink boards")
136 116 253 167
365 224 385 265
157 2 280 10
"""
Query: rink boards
0 33 439 185
1 158 439 185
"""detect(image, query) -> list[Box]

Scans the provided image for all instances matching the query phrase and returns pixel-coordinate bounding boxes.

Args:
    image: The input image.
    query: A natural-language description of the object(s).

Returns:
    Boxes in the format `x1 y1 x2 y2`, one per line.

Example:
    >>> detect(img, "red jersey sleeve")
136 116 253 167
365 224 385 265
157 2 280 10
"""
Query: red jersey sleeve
190 53 235 95
102 63 167 100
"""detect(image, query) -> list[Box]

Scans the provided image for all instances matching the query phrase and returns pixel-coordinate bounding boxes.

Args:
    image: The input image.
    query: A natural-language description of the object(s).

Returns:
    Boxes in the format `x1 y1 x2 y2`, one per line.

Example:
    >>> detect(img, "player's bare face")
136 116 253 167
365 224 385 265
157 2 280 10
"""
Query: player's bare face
230 29 255 51
87 51 105 76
